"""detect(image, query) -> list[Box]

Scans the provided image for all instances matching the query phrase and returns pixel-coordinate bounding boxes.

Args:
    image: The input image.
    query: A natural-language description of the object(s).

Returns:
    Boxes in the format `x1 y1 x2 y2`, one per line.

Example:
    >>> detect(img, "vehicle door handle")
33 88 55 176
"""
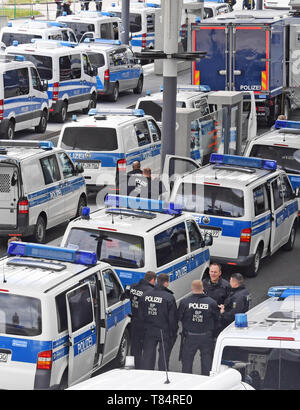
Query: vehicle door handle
218 70 226 75
233 70 241 75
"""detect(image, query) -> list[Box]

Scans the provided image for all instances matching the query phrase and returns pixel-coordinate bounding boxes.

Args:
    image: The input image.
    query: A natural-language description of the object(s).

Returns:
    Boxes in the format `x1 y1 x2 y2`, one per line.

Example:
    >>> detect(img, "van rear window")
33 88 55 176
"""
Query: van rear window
175 182 244 217
8 53 53 81
0 293 42 336
1 33 42 46
66 228 145 269
61 127 118 151
64 22 95 42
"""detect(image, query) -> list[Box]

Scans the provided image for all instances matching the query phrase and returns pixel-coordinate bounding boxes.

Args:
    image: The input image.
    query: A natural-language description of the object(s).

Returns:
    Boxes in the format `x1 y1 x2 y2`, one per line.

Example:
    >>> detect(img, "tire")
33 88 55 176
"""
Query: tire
244 246 262 278
35 110 48 134
283 223 297 251
55 101 68 123
108 82 119 102
114 329 130 368
74 195 87 219
133 76 143 94
6 120 15 140
32 215 46 244
82 93 97 114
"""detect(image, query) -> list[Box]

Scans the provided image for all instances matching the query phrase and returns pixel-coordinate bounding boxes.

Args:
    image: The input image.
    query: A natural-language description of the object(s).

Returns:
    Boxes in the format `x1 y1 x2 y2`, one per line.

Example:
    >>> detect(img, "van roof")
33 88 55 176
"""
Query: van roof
0 144 60 162
6 41 80 55
139 90 207 103
62 113 154 129
251 128 300 149
57 14 121 23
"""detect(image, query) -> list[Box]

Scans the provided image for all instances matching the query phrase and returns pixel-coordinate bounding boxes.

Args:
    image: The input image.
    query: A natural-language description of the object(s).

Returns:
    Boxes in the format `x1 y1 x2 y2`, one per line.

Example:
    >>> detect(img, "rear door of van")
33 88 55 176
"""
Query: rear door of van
0 161 19 227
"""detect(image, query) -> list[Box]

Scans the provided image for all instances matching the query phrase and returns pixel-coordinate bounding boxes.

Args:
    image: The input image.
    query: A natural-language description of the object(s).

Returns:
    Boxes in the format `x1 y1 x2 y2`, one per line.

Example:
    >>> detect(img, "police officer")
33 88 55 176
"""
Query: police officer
219 273 251 330
127 271 156 369
203 263 231 306
178 280 219 376
140 273 178 371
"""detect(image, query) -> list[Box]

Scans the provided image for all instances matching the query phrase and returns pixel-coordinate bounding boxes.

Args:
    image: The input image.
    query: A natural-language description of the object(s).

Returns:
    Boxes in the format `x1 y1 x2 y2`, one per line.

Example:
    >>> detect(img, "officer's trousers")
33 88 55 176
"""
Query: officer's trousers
142 331 175 371
181 332 213 376
130 321 144 370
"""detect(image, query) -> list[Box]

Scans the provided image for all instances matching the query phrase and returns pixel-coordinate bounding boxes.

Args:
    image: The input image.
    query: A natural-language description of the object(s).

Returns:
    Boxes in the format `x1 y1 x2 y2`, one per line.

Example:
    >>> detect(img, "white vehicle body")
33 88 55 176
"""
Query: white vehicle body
264 0 291 9
211 286 300 390
0 241 130 390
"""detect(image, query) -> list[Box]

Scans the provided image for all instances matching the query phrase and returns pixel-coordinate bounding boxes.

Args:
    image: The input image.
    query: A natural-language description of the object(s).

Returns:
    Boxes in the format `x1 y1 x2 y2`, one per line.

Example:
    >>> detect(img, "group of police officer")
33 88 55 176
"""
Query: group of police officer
127 263 251 375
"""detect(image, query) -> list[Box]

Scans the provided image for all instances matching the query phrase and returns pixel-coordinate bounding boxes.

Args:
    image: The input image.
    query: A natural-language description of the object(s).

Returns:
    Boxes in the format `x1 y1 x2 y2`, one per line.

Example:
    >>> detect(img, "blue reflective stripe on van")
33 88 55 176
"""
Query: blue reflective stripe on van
96 75 104 91
0 335 52 364
73 328 97 357
288 174 300 190
68 151 124 167
193 215 252 238
110 69 141 82
107 301 131 330
275 200 298 228
131 33 155 48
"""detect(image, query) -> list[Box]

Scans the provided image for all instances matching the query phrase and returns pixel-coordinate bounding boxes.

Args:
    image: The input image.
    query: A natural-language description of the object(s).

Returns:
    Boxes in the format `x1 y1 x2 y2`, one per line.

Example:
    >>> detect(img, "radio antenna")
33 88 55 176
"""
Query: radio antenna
160 329 170 384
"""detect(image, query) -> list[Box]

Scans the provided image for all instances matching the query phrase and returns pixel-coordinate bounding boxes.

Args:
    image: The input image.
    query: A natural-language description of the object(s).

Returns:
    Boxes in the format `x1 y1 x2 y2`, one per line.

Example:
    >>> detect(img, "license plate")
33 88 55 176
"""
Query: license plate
80 162 99 170
0 353 8 362
200 228 221 238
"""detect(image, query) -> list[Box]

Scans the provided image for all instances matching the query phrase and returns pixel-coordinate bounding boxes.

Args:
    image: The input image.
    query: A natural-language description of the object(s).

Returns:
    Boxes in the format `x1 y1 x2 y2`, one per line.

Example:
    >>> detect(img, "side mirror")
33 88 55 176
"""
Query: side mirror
75 163 84 174
203 233 213 247
295 187 300 198
41 79 48 92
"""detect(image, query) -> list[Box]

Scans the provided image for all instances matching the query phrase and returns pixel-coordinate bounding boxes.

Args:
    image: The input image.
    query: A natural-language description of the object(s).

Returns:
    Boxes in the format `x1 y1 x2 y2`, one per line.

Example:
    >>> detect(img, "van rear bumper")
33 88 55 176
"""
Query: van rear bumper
0 221 35 239
211 254 255 268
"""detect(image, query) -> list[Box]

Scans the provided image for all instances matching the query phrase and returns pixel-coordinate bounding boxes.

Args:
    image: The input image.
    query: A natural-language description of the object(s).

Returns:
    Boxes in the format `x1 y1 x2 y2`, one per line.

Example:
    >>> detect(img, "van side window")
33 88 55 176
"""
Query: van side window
83 54 92 75
155 222 188 267
67 284 94 332
40 155 61 185
30 67 42 92
4 68 29 98
56 291 68 333
103 270 122 307
148 119 161 142
281 175 294 202
187 220 203 252
271 177 283 210
100 23 113 39
253 185 269 216
59 55 71 81
134 121 151 146
58 152 75 179
70 54 81 79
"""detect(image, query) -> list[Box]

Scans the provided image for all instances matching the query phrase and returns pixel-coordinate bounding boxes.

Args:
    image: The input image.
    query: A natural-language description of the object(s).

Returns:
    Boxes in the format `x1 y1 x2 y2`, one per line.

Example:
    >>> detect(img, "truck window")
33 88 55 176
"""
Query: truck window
155 222 188 267
40 155 61 185
4 68 29 98
60 127 118 151
0 293 41 336
103 269 122 307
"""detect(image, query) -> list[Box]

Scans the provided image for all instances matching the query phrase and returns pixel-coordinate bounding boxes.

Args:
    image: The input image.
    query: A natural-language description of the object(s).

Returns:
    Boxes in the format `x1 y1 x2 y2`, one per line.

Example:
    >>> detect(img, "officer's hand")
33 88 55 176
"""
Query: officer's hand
219 304 225 314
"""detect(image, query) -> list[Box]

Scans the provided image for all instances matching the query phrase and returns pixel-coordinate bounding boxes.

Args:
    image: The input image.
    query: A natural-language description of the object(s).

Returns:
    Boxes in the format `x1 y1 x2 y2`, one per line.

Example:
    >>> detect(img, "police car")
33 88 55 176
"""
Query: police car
211 286 300 390
0 241 131 390
0 20 77 47
60 195 213 303
57 11 121 43
78 38 143 102
0 139 86 243
0 54 48 139
57 109 161 190
244 119 300 217
106 2 158 53
164 153 298 277
6 40 97 123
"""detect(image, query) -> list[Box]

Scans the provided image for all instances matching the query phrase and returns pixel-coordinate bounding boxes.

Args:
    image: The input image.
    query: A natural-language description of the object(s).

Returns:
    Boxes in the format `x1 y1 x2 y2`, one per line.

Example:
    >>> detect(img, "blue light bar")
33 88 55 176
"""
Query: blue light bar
177 84 211 92
145 2 160 7
81 206 90 220
39 141 54 150
59 41 77 48
235 313 248 328
275 120 300 130
268 286 300 298
210 154 277 171
88 108 145 117
105 194 182 215
14 55 25 62
7 242 97 265
84 38 121 45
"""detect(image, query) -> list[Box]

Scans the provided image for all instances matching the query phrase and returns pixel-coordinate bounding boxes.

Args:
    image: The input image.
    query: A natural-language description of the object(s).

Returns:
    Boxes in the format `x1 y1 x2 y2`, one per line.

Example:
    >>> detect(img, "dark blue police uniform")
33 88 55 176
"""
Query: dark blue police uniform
220 285 251 330
203 277 231 305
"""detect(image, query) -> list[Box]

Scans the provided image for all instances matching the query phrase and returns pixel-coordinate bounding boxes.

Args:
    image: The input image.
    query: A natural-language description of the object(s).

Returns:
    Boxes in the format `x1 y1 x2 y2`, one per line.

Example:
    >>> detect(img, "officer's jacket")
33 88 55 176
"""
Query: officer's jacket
129 279 154 323
139 285 178 337
221 285 251 325
178 293 219 334
203 278 231 305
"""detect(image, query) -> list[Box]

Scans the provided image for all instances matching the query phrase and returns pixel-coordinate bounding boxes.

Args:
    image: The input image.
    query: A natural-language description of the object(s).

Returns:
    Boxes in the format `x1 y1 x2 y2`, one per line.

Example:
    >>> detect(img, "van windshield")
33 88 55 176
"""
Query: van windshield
64 22 95 42
65 228 145 269
0 293 42 336
175 182 244 217
2 33 42 46
60 127 118 151
221 345 300 390
8 53 53 80
250 144 300 175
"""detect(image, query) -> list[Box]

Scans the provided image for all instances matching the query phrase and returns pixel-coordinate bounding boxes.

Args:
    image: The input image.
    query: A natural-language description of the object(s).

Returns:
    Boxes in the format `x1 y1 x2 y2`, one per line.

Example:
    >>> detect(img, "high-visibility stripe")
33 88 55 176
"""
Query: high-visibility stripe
261 70 267 91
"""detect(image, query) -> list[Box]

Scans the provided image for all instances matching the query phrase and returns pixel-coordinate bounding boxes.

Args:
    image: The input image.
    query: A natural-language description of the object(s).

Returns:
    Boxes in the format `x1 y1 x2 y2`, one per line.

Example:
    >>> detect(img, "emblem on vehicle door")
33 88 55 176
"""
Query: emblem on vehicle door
202 216 210 224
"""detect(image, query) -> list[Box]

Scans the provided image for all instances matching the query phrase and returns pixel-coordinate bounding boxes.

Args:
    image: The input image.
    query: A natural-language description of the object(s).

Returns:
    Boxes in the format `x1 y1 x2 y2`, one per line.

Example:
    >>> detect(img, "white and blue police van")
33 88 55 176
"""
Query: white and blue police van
244 119 300 218
0 20 77 47
0 140 86 243
78 38 143 102
164 153 299 277
106 2 158 53
60 195 213 303
57 11 121 43
57 108 161 191
6 40 97 123
211 286 300 390
0 241 131 389
0 54 48 139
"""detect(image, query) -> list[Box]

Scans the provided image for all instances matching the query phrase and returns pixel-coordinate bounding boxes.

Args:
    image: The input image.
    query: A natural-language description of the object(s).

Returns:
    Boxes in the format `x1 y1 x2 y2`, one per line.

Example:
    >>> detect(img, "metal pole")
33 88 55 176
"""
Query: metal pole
121 0 130 45
256 0 263 10
160 0 183 171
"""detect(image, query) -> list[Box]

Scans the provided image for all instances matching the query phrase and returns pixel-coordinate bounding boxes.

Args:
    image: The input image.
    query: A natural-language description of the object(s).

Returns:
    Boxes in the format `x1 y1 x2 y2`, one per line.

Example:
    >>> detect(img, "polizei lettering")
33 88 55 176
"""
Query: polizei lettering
145 296 162 303
130 289 143 297
189 303 209 310
239 84 261 91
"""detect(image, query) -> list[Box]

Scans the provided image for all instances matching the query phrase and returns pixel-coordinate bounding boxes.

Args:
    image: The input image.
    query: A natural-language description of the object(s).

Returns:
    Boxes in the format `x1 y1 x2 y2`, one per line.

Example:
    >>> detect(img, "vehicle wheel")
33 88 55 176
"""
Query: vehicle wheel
6 120 15 140
74 195 87 219
114 329 130 367
283 223 297 251
35 110 48 134
33 215 46 244
244 246 261 278
133 76 143 94
108 83 119 102
55 102 68 123
82 93 97 114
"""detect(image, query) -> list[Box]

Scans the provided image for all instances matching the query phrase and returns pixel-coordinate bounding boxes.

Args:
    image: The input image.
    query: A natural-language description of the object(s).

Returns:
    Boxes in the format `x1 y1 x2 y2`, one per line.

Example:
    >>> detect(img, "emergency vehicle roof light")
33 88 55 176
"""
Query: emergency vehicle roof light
83 38 121 45
7 242 97 265
268 286 300 298
275 120 300 130
145 2 160 7
210 154 277 171
88 108 145 117
177 84 211 92
235 313 248 328
81 206 90 220
105 194 182 215
14 55 25 62
39 141 54 150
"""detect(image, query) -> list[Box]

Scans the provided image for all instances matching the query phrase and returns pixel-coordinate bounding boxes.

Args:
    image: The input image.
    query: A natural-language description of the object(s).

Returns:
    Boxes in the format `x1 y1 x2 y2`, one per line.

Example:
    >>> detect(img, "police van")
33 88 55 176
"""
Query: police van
106 2 159 53
57 11 121 43
60 195 213 303
78 38 143 102
6 40 97 123
0 241 131 390
244 119 300 217
135 85 219 164
0 54 49 139
0 20 77 47
0 140 86 243
211 286 300 390
57 109 161 190
164 153 298 277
